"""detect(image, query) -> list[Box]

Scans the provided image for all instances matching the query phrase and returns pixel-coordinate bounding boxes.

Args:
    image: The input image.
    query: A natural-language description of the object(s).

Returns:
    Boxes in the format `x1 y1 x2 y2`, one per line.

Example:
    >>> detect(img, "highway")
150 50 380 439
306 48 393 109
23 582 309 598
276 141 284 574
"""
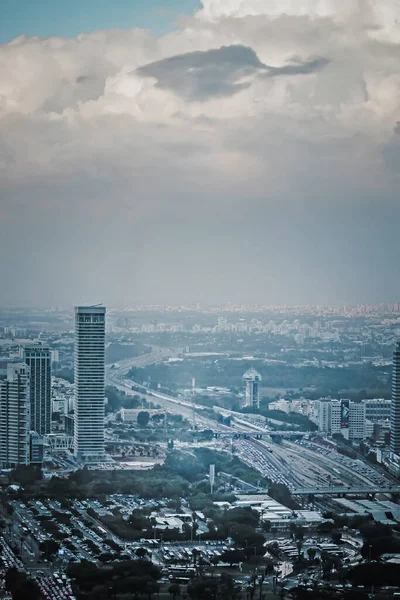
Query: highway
105 353 397 496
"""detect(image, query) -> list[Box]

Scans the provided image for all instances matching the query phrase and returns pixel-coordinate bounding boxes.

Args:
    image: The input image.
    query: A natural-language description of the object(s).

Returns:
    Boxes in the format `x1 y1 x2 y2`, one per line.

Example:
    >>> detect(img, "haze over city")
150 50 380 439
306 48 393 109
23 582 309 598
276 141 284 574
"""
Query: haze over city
2 1 400 306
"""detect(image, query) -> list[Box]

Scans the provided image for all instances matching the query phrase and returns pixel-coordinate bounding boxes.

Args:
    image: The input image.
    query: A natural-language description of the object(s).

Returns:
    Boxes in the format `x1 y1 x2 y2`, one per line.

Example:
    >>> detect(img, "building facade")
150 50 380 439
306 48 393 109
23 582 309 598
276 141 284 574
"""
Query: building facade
23 346 51 435
314 398 370 441
0 363 30 468
391 342 400 457
242 368 262 409
74 306 106 462
349 402 367 440
364 399 391 422
29 431 44 465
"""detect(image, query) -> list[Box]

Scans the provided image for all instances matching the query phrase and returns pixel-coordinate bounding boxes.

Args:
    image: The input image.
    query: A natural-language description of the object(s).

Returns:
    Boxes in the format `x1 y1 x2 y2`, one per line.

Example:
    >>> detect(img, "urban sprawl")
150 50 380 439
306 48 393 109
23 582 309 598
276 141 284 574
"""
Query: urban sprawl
0 304 400 599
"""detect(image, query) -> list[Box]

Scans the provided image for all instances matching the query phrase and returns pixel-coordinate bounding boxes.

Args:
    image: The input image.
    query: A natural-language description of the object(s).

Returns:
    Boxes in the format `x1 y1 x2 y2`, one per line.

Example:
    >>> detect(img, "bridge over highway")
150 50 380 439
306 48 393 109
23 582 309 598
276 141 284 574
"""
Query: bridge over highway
292 485 400 496
212 430 308 439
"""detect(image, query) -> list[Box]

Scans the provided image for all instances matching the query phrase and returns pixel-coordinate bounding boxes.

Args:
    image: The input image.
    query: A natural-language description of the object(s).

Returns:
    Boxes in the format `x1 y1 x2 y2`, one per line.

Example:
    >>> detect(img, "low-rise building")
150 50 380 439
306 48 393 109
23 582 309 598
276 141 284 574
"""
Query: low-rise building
121 408 165 422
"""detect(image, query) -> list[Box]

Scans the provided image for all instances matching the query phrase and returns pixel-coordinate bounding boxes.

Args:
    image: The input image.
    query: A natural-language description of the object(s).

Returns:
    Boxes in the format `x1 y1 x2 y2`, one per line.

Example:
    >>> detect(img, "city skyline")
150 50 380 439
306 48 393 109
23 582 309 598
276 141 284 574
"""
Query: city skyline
2 1 400 305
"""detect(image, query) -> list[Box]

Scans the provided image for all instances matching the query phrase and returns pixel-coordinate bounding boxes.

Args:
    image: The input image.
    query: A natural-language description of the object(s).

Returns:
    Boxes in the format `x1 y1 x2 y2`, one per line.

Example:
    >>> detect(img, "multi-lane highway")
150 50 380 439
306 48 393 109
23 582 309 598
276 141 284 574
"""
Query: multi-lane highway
106 352 397 496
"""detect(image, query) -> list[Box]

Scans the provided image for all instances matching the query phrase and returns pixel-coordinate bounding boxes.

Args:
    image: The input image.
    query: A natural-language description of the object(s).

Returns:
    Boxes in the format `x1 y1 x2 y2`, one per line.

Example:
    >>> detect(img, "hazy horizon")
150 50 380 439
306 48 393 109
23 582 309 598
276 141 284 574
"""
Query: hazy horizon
1 1 400 307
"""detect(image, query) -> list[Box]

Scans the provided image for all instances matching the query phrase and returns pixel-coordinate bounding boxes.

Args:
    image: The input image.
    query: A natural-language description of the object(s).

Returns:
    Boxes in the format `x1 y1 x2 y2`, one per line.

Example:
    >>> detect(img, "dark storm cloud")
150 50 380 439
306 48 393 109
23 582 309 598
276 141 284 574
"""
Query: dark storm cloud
266 56 330 77
136 45 329 101
136 45 267 100
76 75 91 83
393 121 400 135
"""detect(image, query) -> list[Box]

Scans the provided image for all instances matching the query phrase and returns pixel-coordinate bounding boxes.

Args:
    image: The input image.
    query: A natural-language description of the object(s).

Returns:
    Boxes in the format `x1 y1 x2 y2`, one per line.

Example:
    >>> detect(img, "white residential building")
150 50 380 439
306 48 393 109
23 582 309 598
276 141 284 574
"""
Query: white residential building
331 400 342 435
0 363 30 468
349 402 366 440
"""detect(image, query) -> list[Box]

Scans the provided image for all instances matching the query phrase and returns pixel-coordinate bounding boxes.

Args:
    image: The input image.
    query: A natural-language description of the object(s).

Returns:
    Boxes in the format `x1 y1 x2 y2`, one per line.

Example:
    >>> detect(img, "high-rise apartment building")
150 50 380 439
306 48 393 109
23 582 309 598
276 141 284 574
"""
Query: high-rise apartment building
74 306 106 462
0 363 30 468
242 368 262 409
23 346 51 435
391 342 400 458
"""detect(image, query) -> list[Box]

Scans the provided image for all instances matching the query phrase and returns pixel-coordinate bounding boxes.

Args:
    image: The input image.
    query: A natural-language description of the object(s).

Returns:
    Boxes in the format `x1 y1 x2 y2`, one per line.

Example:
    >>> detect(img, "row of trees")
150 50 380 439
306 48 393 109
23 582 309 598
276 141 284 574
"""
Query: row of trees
67 559 161 600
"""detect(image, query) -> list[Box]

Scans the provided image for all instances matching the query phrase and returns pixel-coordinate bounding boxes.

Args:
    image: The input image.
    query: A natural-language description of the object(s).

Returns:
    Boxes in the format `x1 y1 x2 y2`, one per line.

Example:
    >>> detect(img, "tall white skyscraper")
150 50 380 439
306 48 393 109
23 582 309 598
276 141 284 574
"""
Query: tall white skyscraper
23 345 51 435
391 342 400 458
0 363 30 468
74 306 106 462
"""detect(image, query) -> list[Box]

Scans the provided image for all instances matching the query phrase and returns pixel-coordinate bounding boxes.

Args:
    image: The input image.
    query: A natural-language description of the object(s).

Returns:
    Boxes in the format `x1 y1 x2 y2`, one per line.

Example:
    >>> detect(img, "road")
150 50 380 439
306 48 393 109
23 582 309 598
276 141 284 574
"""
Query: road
105 354 397 496
106 359 217 429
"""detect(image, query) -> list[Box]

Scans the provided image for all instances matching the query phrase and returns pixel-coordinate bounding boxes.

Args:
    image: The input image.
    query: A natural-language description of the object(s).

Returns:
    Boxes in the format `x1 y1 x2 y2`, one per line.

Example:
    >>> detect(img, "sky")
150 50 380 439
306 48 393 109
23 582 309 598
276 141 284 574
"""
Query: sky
0 1 200 41
1 0 400 307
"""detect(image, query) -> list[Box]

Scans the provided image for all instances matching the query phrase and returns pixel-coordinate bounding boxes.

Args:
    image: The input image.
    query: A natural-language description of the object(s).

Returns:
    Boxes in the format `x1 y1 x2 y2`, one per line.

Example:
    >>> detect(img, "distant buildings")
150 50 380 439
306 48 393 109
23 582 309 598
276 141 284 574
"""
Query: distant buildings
0 363 30 468
242 368 262 409
74 306 106 463
364 399 391 422
313 398 374 441
391 342 400 458
23 345 51 435
121 408 164 422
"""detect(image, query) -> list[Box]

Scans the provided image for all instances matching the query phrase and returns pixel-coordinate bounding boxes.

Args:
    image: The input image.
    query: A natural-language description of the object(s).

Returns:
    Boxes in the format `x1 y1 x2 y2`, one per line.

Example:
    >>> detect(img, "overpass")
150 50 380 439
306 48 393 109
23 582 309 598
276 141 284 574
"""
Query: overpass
292 485 400 497
212 430 308 440
44 434 74 451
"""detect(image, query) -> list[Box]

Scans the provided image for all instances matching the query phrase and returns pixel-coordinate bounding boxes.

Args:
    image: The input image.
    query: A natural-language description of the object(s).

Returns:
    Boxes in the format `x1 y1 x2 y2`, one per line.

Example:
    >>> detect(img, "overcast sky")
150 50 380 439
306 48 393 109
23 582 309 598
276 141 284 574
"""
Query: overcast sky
1 0 400 307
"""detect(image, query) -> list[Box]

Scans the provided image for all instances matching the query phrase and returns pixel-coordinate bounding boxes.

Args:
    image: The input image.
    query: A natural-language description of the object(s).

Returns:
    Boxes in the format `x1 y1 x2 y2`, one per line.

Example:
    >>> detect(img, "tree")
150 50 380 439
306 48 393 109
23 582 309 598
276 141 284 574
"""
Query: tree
268 483 299 510
169 583 181 599
307 547 317 562
262 519 271 533
39 539 59 557
219 550 246 567
331 530 342 545
137 411 150 428
136 547 148 560
10 465 42 486
5 568 41 600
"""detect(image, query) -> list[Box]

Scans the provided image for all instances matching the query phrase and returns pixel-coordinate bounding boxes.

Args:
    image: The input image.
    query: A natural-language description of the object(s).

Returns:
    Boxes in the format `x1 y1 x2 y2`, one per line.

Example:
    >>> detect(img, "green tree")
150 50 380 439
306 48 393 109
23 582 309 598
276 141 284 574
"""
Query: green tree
137 411 150 427
135 547 148 560
169 583 181 599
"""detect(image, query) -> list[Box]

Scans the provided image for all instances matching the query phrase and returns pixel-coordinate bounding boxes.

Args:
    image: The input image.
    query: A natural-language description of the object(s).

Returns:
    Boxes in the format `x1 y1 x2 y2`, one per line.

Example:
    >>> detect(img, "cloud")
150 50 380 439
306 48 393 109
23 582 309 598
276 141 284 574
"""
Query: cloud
134 46 330 102
136 44 267 101
266 56 330 76
1 0 400 305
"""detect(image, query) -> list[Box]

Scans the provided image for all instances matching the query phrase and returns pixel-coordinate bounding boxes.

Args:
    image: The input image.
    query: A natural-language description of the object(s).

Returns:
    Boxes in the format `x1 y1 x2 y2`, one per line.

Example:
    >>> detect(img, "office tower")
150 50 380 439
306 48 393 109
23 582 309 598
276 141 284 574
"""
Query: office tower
23 346 51 435
0 363 30 468
391 342 400 457
74 306 106 462
242 368 262 409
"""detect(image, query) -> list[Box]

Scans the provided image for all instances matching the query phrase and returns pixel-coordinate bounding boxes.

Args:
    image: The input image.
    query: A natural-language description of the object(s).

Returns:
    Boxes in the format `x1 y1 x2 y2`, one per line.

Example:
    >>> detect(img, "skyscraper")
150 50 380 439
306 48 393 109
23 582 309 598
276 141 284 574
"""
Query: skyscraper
242 368 262 409
0 363 30 468
391 342 400 458
23 345 51 435
74 305 106 462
